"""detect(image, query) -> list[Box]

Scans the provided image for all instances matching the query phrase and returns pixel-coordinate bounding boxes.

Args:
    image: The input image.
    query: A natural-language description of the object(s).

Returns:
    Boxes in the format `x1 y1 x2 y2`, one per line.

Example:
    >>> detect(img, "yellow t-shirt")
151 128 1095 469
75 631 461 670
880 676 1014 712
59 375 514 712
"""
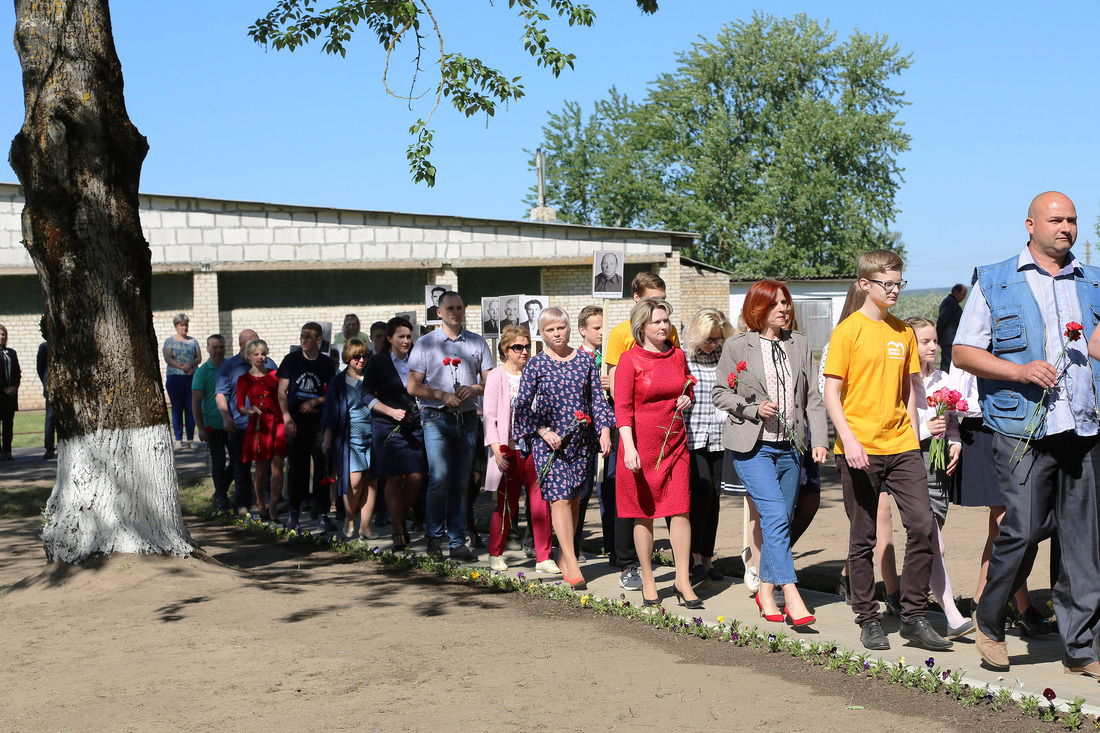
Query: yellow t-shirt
823 311 920 455
604 319 680 366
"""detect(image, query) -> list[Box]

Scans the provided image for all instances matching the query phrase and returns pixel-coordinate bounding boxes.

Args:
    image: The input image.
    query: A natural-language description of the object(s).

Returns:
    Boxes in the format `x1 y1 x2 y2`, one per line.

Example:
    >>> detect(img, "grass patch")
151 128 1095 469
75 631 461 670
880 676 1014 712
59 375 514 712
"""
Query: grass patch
12 410 47 451
0 484 52 519
178 481 213 516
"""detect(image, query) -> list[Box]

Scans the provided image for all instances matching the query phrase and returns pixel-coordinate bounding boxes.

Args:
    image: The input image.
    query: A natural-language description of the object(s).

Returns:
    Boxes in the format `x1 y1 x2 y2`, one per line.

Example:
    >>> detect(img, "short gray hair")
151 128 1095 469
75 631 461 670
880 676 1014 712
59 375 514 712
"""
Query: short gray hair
172 313 190 327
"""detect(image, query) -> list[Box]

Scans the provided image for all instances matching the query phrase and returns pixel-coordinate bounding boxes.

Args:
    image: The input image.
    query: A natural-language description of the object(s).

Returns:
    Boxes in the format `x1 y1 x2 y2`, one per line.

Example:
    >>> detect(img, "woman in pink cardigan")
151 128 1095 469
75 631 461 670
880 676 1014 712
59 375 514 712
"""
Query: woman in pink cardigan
484 325 556 574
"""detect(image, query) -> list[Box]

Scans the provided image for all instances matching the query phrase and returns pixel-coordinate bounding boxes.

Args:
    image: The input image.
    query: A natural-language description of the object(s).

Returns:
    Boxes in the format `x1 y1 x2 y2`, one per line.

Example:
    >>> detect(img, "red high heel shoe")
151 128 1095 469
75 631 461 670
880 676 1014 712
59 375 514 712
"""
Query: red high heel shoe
784 605 816 627
755 593 783 622
564 575 587 591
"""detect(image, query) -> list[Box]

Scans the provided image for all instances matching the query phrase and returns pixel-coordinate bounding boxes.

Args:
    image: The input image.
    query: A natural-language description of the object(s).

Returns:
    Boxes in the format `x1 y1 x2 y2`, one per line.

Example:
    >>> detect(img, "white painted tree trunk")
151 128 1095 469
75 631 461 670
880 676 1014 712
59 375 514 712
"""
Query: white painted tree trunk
41 425 193 563
11 0 195 564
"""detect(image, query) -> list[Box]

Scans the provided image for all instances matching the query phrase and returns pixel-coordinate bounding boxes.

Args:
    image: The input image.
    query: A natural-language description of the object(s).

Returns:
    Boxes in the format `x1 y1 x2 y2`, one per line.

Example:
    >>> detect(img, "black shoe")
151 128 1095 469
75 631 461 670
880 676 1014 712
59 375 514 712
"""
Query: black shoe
861 621 890 650
318 515 338 532
900 617 953 650
469 531 487 549
642 595 660 607
837 574 851 605
42 451 57 460
449 544 479 563
884 590 902 617
706 567 725 582
1016 607 1054 637
673 586 703 609
426 538 443 557
689 565 712 592
522 543 535 559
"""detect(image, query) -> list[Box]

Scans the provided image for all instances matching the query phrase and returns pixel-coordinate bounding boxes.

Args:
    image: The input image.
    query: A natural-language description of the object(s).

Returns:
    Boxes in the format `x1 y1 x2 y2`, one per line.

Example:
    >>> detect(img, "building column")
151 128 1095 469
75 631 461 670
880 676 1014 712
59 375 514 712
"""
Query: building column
191 269 220 342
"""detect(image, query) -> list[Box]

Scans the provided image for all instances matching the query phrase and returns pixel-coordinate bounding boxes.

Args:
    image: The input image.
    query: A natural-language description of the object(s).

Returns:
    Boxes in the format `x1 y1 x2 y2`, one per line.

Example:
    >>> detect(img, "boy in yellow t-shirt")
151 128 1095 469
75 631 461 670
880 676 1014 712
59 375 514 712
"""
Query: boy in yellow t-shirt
823 249 950 654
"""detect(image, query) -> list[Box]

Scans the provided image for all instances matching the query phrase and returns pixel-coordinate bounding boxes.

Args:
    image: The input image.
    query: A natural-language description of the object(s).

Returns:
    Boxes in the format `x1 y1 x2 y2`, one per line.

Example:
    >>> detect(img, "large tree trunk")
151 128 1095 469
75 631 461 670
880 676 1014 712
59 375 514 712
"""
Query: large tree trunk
9 0 192 563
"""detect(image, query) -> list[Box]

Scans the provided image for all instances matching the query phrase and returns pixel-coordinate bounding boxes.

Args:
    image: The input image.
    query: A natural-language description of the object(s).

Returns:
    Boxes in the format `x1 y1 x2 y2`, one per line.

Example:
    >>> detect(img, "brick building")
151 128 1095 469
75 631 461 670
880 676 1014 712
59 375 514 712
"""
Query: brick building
0 183 729 410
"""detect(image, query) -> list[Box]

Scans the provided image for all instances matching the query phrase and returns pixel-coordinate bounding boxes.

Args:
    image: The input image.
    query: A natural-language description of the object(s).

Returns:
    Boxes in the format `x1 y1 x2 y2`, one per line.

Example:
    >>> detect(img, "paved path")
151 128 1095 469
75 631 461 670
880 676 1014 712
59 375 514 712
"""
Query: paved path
9 442 1094 712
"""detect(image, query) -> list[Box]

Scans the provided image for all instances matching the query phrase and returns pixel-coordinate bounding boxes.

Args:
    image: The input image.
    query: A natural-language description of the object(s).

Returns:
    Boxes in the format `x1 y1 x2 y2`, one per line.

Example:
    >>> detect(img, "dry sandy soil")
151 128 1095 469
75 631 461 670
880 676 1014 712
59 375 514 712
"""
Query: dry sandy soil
0 509 1062 733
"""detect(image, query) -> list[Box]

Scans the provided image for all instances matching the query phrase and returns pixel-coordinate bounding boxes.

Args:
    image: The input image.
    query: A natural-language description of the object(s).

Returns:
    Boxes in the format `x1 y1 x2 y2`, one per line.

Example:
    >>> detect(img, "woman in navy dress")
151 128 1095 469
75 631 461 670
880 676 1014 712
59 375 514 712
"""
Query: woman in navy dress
513 307 613 590
364 316 427 551
322 338 375 540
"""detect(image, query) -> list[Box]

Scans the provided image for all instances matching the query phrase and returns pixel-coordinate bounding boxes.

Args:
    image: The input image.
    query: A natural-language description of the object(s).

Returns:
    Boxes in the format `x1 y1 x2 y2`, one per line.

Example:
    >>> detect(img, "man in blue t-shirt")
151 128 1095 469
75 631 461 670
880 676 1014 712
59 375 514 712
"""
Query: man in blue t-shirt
216 328 276 514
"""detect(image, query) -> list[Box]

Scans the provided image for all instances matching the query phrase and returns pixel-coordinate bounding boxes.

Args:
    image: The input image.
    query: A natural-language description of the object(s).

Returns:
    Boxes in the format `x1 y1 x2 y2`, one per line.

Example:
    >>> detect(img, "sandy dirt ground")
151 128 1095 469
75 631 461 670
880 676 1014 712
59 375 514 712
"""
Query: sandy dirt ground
0 506 1063 733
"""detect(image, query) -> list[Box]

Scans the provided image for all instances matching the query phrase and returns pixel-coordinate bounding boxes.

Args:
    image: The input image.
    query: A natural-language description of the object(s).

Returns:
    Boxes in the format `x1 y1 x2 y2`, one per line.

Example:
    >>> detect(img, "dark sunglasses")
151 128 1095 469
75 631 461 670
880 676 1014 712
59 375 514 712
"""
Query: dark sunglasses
509 344 531 352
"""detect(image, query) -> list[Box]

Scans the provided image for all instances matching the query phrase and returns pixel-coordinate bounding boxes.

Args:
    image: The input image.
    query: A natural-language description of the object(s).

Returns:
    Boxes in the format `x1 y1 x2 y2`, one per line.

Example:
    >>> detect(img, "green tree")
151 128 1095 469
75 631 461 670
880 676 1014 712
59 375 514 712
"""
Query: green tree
525 89 663 228
250 0 658 186
534 13 911 277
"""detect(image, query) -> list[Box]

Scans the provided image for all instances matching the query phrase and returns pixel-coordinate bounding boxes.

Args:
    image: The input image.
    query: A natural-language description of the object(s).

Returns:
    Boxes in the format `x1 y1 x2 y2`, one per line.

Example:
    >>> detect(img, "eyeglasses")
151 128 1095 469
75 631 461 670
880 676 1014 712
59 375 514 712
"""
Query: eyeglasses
864 278 907 293
703 338 723 346
348 354 367 361
509 344 531 352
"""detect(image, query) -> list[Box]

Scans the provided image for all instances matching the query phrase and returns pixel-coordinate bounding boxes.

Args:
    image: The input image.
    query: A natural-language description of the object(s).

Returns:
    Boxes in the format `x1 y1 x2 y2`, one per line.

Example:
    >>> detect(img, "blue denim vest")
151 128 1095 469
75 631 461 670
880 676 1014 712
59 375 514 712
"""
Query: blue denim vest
976 254 1100 438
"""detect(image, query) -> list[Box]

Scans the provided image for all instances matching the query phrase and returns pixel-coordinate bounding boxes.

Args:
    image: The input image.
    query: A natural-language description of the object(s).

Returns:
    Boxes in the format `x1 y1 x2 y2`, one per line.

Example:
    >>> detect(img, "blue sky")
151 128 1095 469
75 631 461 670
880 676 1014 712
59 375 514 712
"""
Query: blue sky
2 1 1098 289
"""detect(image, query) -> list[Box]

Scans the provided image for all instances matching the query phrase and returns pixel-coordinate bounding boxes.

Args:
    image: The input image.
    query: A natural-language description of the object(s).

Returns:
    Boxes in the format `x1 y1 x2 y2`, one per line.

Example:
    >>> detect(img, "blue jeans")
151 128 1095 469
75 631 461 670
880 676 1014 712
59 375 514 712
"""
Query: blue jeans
732 443 801 586
165 374 195 441
422 409 479 548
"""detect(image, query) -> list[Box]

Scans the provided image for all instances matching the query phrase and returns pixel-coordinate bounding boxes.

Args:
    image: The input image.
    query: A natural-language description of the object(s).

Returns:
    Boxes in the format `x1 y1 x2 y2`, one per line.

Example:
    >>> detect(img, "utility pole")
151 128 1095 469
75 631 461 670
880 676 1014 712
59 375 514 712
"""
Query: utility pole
529 148 557 222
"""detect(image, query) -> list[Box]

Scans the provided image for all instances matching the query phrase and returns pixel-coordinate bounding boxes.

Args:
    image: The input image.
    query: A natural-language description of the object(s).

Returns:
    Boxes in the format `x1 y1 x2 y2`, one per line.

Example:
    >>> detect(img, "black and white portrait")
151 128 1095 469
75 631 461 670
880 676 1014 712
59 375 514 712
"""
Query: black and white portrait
500 295 521 329
592 250 625 298
517 295 548 336
425 284 450 325
481 297 501 338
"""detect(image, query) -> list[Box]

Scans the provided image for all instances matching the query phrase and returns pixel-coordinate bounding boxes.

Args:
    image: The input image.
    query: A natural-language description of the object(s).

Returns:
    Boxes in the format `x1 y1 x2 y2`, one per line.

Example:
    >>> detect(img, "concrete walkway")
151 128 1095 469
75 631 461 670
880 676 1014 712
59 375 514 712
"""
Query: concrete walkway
10 442 1097 713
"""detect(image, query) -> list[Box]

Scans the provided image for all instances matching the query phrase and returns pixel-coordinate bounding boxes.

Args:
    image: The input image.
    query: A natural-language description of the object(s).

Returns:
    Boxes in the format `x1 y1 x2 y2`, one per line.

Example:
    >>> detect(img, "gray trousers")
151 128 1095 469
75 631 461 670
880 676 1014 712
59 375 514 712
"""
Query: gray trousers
978 432 1100 667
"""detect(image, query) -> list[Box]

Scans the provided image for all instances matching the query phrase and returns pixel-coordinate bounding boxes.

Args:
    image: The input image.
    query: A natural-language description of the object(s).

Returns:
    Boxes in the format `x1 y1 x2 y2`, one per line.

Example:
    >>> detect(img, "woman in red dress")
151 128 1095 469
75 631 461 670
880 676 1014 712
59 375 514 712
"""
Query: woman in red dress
615 299 700 609
236 339 287 523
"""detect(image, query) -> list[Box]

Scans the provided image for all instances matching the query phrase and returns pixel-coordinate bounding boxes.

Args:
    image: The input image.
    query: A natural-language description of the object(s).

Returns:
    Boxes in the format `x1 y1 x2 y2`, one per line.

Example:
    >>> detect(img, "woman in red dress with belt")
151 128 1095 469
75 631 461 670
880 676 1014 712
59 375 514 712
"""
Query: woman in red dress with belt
615 299 700 609
236 339 287 524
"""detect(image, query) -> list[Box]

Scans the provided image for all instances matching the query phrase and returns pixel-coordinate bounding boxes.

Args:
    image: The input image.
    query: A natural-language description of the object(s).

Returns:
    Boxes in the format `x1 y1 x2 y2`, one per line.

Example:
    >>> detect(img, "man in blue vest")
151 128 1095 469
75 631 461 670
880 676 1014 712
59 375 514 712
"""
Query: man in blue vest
954 191 1100 677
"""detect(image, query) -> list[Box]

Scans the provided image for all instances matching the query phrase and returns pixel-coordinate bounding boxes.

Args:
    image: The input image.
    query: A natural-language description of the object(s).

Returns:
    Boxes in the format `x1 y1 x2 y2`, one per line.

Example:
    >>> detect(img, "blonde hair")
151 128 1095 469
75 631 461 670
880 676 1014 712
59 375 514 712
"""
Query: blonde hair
683 308 733 356
838 281 866 322
905 316 935 332
630 298 673 345
537 306 569 337
856 249 904 279
244 338 268 359
342 338 367 364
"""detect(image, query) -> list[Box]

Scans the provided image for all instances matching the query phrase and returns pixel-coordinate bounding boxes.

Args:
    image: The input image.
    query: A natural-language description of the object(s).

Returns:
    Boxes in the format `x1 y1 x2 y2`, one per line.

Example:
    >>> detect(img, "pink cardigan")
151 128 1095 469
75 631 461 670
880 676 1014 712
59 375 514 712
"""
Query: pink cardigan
482 365 516 494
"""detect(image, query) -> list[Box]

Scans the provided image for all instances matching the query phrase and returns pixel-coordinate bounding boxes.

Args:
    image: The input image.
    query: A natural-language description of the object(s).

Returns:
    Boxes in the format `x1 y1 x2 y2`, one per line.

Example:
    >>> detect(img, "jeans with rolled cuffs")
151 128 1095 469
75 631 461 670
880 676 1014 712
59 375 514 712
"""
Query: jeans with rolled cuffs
732 442 801 586
422 408 479 549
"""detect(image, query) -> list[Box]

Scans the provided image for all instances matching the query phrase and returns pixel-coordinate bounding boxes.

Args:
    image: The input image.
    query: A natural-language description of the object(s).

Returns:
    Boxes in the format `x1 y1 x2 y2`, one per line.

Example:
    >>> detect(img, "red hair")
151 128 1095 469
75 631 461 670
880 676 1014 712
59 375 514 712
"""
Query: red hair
741 280 793 333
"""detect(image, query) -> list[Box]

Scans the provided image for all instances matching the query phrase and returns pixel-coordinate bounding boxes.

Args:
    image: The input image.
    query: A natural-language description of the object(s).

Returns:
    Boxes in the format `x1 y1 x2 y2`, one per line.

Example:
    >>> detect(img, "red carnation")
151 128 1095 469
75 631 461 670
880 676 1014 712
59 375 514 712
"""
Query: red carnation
452 358 462 366
442 357 452 366
1065 321 1084 342
687 374 698 387
736 361 747 372
727 373 737 388
321 477 336 486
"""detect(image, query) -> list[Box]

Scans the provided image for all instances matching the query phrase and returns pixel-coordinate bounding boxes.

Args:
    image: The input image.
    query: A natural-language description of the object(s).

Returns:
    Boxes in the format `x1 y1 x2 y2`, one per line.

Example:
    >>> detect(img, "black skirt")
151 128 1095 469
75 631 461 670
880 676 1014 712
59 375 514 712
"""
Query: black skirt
951 417 1003 507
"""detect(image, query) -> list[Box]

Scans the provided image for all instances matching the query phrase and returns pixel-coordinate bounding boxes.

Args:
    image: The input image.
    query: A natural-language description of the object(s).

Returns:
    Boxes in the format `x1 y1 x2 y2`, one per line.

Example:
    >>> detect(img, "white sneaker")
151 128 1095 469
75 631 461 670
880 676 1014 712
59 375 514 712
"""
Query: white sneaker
489 555 507 572
745 565 760 593
535 559 561 575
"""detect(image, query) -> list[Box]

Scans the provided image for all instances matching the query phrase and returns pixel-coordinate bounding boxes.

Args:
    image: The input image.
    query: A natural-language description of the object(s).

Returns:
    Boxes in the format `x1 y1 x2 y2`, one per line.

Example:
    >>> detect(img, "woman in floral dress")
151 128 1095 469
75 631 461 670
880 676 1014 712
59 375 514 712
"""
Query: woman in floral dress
514 307 613 589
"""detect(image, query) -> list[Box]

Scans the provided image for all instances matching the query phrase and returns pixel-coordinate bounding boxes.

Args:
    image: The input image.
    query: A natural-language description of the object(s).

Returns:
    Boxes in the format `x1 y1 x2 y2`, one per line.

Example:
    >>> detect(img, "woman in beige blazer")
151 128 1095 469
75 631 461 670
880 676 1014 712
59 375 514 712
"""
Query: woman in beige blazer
712 280 828 626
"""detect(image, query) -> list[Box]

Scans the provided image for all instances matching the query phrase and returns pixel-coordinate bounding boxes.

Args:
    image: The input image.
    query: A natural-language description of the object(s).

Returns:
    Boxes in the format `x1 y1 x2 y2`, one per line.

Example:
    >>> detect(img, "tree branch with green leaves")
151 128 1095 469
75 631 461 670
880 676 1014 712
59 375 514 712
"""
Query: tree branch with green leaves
250 0 657 186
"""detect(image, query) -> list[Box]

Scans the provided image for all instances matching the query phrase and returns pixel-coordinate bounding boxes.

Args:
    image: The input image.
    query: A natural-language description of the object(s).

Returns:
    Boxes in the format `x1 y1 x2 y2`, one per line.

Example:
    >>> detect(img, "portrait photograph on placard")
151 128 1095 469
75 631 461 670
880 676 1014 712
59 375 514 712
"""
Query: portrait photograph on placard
592 250 625 299
518 295 549 337
395 310 419 342
499 294 522 330
481 297 501 339
425 284 450 325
